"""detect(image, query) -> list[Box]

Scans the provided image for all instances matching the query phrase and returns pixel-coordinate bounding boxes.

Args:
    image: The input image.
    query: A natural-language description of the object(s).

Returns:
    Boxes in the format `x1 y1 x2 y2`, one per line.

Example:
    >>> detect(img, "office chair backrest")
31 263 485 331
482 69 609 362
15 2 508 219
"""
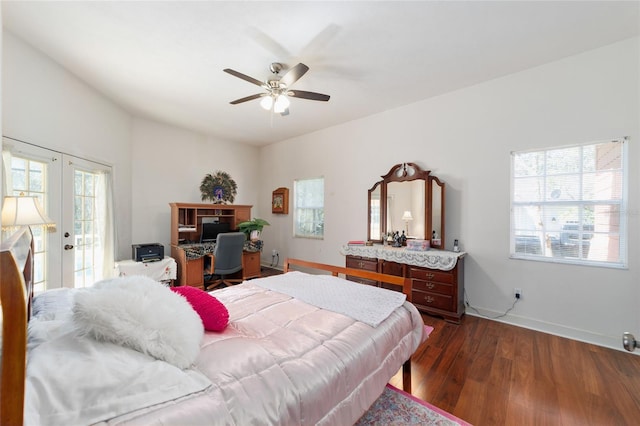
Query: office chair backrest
213 232 245 275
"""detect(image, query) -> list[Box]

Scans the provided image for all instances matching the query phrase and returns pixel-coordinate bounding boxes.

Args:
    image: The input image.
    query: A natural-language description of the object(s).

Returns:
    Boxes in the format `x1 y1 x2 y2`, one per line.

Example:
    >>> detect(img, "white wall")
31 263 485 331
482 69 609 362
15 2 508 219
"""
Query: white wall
259 37 640 350
130 118 260 252
2 31 133 260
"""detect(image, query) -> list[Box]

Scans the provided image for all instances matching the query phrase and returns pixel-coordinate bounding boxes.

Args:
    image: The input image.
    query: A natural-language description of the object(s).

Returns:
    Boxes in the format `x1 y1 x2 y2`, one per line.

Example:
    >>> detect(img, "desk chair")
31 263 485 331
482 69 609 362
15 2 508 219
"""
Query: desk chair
204 232 245 290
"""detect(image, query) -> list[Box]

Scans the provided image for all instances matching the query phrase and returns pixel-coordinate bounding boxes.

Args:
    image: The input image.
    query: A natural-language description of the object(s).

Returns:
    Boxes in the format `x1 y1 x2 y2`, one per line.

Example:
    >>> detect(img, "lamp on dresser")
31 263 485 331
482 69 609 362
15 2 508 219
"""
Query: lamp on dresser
402 210 413 236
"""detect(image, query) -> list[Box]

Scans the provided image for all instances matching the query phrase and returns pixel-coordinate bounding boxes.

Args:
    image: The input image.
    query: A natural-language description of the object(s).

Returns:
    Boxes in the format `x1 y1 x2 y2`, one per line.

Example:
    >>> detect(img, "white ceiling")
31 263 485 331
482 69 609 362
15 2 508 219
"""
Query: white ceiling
3 1 639 147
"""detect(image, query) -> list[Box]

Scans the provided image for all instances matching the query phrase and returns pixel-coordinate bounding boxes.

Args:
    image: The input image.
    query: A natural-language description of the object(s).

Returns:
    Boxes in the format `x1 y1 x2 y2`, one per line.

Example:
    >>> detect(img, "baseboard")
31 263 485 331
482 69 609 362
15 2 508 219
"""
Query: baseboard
465 307 637 355
260 263 284 271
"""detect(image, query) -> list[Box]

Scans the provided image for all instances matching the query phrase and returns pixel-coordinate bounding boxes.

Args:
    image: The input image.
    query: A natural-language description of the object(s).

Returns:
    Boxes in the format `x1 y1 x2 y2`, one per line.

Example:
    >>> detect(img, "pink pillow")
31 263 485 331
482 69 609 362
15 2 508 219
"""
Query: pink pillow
170 286 229 331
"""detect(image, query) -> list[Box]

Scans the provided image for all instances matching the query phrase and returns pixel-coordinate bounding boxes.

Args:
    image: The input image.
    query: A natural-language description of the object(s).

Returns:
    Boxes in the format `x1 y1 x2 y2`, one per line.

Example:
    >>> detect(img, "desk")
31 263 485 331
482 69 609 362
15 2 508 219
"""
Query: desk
171 243 261 287
115 256 177 286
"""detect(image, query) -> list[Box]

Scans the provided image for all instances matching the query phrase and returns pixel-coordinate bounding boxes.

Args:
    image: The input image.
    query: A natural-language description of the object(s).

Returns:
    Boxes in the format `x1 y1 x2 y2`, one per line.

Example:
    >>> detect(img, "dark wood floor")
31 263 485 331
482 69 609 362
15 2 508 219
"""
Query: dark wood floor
389 313 640 425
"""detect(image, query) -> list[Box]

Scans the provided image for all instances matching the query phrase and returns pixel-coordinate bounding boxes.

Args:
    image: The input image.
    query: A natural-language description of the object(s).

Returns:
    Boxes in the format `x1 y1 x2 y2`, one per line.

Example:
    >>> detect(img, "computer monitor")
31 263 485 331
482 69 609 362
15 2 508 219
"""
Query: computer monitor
200 222 231 243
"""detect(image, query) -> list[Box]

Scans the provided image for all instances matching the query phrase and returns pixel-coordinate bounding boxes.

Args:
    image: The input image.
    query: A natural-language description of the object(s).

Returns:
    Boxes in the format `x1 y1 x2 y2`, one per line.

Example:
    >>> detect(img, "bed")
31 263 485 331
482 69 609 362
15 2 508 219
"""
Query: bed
1 227 426 425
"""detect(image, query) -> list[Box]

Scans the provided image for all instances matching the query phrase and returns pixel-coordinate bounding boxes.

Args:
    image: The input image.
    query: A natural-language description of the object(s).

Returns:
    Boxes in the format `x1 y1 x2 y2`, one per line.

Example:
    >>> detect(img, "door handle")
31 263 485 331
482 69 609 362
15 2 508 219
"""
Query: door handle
64 244 74 250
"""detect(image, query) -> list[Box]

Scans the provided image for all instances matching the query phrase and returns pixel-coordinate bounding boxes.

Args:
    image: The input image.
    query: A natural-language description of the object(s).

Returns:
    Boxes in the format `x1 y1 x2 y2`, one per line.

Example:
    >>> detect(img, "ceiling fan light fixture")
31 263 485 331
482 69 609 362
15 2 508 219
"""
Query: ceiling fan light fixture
274 95 290 113
260 96 274 110
225 62 329 113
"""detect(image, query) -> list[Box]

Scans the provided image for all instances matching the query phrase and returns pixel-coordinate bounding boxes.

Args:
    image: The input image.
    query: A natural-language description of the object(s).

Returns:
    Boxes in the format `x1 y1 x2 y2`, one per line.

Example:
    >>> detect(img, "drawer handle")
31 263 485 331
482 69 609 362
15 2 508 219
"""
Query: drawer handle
358 261 365 268
426 282 435 289
426 296 435 304
426 273 435 279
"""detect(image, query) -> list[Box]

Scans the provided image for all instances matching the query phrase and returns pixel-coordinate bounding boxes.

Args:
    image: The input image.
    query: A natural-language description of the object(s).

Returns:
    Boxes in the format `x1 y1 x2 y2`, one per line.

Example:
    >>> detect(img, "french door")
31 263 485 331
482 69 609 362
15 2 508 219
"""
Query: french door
3 138 114 291
61 155 114 288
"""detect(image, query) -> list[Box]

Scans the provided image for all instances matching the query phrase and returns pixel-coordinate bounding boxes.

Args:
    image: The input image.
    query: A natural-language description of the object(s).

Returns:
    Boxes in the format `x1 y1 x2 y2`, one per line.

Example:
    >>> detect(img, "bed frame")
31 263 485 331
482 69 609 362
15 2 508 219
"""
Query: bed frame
283 257 415 394
0 232 419 425
0 226 33 425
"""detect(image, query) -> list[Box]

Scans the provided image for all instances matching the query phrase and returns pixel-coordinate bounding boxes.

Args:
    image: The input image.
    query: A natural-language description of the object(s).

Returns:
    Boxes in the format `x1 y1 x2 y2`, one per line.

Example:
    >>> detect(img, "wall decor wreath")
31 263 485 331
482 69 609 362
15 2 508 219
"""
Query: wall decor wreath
200 171 237 204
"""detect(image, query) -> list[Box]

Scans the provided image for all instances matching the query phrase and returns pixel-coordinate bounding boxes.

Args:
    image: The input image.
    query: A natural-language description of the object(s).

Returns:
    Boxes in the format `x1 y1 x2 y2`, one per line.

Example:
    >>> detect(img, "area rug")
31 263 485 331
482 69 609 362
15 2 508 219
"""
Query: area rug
355 384 472 426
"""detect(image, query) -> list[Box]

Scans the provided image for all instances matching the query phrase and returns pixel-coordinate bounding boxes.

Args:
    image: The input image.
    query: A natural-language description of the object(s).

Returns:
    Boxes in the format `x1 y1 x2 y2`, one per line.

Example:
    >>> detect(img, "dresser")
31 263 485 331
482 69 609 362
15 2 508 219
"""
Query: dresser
342 245 465 323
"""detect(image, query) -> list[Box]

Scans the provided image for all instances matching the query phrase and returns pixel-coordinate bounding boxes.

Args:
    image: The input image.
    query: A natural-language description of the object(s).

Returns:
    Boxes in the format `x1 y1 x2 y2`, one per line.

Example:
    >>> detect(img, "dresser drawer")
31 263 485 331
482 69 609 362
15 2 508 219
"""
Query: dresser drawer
346 256 377 272
412 279 453 296
408 267 454 284
380 261 404 277
412 290 454 311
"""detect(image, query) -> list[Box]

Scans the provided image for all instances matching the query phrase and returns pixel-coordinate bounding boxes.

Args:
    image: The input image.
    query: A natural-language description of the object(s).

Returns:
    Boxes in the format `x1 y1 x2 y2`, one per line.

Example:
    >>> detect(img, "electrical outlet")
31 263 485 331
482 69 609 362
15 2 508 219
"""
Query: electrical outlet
272 249 278 257
514 288 522 299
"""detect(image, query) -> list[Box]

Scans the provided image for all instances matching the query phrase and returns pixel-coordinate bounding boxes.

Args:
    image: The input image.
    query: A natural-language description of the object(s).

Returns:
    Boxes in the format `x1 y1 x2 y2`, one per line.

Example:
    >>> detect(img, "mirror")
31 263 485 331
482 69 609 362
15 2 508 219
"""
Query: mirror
431 177 444 245
367 163 446 249
368 181 382 241
387 180 425 239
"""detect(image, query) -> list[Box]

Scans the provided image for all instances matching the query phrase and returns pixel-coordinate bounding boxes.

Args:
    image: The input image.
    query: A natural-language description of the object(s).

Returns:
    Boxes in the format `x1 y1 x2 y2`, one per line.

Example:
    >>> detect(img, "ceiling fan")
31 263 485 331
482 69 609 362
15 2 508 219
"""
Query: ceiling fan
223 62 330 116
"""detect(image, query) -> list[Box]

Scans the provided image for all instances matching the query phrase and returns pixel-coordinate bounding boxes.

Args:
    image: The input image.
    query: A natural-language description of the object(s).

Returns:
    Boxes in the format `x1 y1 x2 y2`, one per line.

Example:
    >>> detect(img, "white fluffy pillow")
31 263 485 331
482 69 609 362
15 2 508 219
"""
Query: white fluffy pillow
73 276 204 369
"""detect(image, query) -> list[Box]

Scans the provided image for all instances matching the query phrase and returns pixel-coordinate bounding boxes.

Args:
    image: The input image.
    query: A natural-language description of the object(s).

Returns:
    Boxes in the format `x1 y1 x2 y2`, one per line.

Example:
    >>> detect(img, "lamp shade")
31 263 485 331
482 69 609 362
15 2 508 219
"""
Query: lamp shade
402 211 413 221
2 196 55 228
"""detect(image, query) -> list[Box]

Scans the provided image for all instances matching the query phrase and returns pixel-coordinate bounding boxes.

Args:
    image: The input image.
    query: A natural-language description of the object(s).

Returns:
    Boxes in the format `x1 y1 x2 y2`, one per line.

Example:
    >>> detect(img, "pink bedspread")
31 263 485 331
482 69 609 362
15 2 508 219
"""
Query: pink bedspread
101 280 426 425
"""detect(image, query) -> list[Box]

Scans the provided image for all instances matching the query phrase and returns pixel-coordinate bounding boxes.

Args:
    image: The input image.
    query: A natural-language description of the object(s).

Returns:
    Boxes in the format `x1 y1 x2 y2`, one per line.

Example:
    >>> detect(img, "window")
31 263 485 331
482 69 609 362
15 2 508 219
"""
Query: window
511 138 627 268
294 177 324 239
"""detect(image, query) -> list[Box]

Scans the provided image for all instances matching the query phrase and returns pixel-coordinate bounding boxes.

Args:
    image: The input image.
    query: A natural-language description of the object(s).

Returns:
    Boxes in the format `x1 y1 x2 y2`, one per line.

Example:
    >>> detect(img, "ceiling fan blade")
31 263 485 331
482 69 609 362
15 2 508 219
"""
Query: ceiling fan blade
229 93 266 105
223 68 267 88
279 63 309 87
288 90 330 102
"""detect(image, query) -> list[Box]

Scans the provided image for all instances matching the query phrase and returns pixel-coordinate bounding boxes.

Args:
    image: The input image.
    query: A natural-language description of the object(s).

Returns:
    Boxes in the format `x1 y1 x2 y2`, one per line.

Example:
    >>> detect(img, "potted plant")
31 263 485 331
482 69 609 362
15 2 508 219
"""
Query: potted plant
237 218 270 251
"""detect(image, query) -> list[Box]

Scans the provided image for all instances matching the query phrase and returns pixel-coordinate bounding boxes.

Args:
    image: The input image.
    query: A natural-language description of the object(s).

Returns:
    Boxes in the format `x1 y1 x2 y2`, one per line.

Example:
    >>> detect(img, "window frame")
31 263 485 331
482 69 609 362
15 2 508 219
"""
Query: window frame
510 138 628 269
293 176 324 239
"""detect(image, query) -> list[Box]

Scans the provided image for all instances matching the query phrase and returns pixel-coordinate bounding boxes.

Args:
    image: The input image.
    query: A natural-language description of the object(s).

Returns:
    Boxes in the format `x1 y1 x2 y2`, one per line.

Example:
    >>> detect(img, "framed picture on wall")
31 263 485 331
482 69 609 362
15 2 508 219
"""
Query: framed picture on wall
272 187 289 214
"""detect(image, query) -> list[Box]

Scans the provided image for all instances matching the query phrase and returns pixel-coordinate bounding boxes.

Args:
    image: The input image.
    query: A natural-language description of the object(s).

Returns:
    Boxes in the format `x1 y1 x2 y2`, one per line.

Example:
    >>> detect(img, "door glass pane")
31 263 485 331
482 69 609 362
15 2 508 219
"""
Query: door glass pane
7 156 49 292
73 169 103 288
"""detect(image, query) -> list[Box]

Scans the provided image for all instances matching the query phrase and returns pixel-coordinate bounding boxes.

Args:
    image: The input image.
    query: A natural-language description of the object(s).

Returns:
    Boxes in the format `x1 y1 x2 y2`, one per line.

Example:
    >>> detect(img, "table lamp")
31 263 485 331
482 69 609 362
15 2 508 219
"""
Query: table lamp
402 210 413 236
2 196 55 298
2 195 55 231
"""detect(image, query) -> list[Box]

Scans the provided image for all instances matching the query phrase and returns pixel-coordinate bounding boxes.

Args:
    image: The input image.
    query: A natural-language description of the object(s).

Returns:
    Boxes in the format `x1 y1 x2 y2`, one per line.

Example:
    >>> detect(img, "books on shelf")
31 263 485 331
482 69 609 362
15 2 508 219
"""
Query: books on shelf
178 224 197 232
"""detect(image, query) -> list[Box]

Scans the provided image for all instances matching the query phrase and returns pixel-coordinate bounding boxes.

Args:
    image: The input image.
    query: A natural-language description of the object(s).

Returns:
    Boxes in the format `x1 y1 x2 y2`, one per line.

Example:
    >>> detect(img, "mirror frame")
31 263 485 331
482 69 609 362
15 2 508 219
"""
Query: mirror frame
368 162 446 249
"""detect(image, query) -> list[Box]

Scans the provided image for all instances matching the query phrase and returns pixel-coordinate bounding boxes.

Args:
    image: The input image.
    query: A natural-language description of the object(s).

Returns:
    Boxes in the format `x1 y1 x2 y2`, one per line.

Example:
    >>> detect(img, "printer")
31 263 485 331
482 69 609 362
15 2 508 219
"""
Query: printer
132 243 164 262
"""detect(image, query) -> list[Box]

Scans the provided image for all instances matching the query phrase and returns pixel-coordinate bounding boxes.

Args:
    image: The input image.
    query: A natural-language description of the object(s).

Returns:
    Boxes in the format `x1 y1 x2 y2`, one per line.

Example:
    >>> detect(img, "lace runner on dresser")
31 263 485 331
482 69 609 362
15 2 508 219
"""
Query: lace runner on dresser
340 245 465 271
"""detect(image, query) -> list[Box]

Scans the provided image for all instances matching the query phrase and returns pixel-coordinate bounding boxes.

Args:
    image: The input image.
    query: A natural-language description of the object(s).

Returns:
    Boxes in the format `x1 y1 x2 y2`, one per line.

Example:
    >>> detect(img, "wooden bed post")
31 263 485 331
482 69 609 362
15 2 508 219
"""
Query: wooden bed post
0 226 33 426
